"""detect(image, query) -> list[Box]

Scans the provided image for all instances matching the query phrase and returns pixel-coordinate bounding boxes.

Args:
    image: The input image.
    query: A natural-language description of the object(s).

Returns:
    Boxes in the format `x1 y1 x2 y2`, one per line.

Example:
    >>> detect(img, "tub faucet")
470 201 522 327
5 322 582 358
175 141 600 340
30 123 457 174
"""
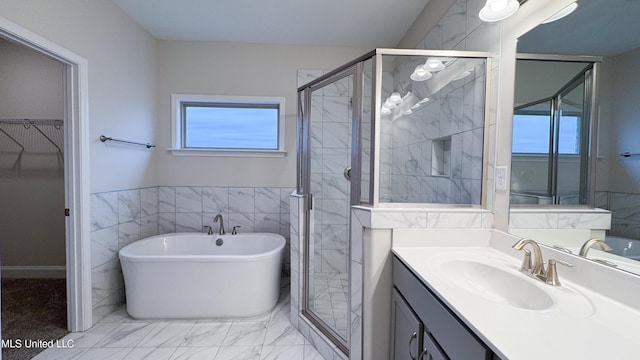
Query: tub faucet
578 238 612 257
213 214 226 235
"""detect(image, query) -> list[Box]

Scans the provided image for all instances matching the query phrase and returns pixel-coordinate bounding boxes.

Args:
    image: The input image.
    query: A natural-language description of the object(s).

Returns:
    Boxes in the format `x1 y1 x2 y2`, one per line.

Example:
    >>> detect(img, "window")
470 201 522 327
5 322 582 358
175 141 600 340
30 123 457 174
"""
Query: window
171 94 286 157
512 113 580 155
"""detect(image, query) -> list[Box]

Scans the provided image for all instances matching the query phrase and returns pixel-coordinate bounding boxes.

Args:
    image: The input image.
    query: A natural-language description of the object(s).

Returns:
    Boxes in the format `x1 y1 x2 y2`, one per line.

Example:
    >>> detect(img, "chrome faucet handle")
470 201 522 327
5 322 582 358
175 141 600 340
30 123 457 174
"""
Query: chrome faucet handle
203 225 213 235
545 259 573 286
552 245 573 254
591 258 619 268
231 225 241 235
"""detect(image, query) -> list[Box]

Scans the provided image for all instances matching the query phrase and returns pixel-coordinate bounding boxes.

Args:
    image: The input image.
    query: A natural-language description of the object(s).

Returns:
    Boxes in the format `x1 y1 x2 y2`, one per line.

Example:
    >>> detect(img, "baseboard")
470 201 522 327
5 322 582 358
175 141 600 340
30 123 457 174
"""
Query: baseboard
1 266 66 279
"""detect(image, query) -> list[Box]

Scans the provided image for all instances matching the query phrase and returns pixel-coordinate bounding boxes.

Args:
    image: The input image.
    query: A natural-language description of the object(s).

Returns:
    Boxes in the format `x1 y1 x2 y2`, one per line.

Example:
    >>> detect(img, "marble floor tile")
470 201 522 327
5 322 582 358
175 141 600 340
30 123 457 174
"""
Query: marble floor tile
214 346 262 360
181 323 232 347
35 280 327 360
138 322 195 347
95 323 157 348
260 345 305 360
170 347 219 360
124 347 178 360
222 322 268 346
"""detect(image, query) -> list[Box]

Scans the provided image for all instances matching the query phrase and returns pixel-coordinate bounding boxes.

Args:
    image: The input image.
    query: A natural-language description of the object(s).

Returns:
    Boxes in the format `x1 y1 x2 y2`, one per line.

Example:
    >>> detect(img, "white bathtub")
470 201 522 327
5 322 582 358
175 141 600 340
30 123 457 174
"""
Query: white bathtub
606 235 640 261
119 232 285 319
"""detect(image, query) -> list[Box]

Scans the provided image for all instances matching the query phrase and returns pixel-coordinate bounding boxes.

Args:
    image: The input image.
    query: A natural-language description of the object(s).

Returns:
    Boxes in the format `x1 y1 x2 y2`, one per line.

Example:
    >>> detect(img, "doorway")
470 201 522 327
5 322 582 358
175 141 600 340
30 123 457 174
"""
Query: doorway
0 18 92 337
0 36 68 359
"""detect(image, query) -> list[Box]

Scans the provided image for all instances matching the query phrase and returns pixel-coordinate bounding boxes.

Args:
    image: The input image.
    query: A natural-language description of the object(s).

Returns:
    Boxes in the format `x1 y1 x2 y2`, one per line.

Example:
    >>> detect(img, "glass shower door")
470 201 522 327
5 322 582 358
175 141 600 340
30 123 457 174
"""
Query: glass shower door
305 69 354 347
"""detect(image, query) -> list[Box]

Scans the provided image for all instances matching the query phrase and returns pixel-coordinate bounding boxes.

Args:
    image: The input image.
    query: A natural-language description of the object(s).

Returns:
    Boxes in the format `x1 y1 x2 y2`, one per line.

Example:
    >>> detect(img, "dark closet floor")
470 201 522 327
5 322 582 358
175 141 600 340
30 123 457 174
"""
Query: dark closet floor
1 278 68 360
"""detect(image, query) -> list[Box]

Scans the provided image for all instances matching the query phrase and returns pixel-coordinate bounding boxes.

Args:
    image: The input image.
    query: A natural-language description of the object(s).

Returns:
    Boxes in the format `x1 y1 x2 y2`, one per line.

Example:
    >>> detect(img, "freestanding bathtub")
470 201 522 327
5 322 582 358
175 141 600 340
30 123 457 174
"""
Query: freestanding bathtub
606 235 640 261
119 232 285 319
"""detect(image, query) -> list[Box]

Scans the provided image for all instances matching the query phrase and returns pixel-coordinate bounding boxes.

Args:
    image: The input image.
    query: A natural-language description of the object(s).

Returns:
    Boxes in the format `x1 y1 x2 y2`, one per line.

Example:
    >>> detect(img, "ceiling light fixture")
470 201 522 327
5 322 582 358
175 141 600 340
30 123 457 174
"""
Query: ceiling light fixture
541 2 578 24
479 0 520 22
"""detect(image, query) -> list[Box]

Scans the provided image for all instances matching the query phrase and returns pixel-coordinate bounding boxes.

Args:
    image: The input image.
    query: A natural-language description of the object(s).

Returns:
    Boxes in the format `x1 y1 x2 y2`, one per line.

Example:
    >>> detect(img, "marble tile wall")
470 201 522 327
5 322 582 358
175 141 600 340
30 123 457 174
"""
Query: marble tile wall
90 186 293 325
380 55 486 205
602 191 640 239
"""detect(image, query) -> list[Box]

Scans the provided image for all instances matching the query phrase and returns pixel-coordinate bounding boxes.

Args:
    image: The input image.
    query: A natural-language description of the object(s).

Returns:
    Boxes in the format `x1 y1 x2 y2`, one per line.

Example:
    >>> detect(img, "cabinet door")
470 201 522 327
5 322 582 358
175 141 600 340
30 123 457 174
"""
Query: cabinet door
420 331 448 360
391 288 423 360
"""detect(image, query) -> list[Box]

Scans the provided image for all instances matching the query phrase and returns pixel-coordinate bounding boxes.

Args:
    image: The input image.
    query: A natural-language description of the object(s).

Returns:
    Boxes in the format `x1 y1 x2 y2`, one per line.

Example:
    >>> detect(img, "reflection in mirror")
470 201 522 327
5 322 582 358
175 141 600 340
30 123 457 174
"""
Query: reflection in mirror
510 0 640 276
512 59 594 205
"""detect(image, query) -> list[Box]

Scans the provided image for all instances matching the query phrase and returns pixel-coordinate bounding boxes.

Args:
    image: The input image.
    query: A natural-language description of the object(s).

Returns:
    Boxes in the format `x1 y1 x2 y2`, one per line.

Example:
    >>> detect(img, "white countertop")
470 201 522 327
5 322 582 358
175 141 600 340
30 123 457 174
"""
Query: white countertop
393 245 640 360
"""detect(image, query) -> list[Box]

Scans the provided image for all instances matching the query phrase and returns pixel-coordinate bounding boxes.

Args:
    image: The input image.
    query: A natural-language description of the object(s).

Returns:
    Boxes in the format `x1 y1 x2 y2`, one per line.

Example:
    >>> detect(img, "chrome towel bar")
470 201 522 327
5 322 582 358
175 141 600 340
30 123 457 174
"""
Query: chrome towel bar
99 135 155 149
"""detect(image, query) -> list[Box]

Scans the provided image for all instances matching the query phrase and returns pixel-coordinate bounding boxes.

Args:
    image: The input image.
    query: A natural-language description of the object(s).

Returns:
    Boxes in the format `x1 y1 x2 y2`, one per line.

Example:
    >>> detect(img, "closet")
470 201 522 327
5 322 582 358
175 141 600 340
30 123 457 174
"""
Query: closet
0 36 68 359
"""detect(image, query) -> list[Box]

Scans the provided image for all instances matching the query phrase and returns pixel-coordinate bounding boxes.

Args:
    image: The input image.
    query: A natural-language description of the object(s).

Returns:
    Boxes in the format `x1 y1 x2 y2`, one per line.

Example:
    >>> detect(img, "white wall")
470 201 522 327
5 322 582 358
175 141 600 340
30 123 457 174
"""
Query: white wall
0 38 66 271
514 60 588 107
0 0 158 193
156 40 367 187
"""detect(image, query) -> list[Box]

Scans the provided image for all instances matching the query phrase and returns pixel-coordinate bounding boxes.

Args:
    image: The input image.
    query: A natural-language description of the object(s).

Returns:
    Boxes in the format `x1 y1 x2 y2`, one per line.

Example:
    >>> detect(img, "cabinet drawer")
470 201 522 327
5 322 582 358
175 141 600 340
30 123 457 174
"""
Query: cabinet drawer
393 256 491 360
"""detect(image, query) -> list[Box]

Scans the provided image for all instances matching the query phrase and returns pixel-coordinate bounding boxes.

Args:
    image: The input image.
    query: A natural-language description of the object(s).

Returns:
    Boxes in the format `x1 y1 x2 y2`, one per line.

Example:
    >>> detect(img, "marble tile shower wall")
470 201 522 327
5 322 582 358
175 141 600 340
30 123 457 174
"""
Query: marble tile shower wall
601 191 640 239
301 69 352 277
90 186 293 324
379 58 485 204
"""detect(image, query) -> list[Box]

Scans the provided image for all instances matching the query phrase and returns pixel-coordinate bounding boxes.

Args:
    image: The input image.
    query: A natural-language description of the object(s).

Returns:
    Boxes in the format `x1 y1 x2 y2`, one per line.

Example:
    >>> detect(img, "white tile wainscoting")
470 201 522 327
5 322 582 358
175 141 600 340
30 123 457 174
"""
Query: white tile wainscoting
90 186 294 325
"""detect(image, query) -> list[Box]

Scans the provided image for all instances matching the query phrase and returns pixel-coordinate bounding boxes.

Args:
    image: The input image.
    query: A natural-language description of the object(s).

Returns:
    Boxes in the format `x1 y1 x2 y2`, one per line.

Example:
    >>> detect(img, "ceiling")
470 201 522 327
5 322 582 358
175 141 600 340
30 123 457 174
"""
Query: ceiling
518 0 640 57
111 0 430 48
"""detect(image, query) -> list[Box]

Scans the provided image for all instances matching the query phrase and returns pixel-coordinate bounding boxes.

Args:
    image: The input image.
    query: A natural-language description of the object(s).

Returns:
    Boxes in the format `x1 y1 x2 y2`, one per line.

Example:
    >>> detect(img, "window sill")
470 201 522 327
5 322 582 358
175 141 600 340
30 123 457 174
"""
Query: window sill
168 148 287 158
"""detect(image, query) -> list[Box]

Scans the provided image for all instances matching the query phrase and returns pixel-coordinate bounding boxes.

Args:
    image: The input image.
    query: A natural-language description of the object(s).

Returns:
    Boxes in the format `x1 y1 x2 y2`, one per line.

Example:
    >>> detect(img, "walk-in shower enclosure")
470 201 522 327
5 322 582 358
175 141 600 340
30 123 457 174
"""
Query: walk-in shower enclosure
295 49 491 356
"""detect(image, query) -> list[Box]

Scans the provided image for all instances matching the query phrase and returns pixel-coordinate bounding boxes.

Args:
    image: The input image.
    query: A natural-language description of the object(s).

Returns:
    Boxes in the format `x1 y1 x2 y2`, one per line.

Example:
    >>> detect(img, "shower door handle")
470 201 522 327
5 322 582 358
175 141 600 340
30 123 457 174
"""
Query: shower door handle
344 166 352 181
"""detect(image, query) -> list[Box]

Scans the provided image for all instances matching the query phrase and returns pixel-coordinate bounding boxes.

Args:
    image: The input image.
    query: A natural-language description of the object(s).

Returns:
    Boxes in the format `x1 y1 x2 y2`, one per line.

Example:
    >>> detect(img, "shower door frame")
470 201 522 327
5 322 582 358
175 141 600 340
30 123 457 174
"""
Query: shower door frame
299 60 367 355
514 53 601 207
297 49 494 356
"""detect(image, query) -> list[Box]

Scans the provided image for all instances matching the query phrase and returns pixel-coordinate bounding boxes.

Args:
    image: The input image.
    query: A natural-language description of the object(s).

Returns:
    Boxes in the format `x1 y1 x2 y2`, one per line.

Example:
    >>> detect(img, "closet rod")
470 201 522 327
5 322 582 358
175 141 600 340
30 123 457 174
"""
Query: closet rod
99 135 156 149
0 118 63 127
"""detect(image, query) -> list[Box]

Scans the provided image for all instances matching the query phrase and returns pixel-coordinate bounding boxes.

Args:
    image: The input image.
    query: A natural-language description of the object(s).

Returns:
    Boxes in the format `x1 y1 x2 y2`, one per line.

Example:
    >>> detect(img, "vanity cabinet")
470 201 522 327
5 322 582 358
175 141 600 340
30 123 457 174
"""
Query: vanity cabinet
392 256 498 360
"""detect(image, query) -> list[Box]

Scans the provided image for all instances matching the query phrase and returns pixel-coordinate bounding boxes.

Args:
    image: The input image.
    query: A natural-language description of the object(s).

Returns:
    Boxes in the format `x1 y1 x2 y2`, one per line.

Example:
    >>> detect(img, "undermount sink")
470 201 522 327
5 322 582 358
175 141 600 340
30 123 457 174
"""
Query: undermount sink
440 260 553 310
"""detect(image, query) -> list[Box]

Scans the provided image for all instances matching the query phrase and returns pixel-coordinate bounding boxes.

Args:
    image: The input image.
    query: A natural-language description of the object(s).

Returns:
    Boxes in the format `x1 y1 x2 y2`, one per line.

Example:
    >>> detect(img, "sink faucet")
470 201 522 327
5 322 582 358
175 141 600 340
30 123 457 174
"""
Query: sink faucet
512 238 573 286
578 238 612 257
213 214 226 235
512 238 545 278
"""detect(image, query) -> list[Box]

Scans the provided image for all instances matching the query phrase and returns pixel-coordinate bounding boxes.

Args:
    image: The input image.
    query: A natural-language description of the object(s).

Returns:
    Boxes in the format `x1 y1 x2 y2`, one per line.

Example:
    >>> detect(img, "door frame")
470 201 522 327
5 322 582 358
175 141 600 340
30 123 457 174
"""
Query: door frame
0 17 92 331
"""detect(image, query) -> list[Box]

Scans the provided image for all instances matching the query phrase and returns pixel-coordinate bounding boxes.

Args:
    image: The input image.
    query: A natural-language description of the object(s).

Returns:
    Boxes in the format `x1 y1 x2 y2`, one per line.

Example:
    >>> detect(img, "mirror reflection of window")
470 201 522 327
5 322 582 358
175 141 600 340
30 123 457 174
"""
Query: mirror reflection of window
511 58 595 205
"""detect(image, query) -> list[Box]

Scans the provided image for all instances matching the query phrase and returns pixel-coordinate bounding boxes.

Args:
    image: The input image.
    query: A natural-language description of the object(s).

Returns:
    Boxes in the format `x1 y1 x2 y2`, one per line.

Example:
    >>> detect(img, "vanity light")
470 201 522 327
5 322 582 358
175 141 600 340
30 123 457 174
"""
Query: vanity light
425 58 446 71
384 99 397 109
479 0 520 22
541 2 578 24
410 65 432 81
388 92 402 104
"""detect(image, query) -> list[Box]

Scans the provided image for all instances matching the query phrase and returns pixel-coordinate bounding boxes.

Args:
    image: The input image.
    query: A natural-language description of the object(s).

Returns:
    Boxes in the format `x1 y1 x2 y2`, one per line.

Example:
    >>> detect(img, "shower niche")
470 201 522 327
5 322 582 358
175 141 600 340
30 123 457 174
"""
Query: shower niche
295 49 491 357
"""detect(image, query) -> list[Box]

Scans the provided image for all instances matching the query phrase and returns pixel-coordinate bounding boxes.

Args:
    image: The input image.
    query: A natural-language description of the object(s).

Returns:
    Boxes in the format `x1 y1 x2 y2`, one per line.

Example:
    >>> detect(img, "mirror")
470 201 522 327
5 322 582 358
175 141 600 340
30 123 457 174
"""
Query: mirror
510 0 640 275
